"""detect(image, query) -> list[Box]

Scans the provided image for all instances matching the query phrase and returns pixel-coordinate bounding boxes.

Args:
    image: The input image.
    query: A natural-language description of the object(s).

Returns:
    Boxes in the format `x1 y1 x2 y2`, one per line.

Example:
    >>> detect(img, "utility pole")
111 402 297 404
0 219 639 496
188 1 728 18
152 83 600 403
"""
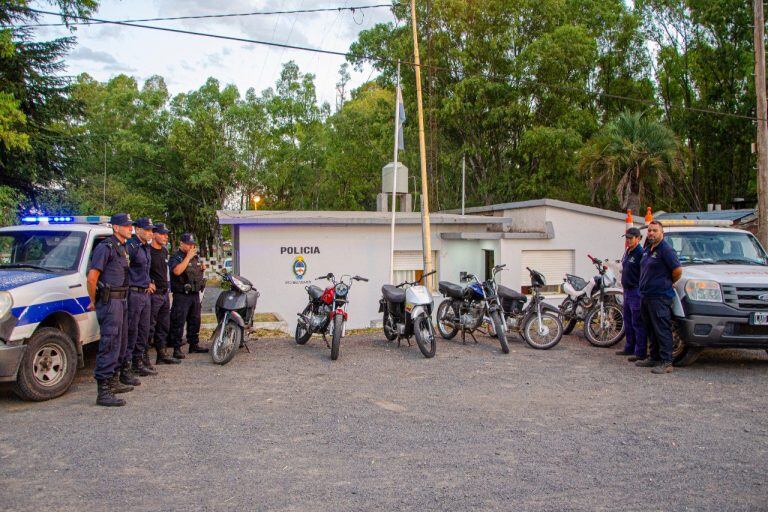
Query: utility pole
410 0 433 283
461 154 466 216
754 0 768 247
103 141 107 213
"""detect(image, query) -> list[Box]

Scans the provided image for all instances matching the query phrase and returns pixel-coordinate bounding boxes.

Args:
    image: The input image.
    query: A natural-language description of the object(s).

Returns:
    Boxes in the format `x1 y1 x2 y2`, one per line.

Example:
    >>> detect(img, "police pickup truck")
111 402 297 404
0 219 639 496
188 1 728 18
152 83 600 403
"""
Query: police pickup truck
661 220 768 366
0 216 113 400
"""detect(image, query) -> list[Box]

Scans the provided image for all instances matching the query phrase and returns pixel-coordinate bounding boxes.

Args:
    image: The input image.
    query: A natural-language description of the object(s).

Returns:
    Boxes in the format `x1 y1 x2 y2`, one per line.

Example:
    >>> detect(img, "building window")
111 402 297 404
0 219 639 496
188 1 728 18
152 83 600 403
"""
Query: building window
520 249 574 295
393 251 439 289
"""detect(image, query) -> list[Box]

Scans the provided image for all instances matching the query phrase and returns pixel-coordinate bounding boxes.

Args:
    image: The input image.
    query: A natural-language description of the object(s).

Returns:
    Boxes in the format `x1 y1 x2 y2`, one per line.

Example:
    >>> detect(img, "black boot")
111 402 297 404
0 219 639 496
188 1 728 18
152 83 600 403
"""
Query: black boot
142 350 157 372
96 379 125 407
120 361 141 386
172 347 186 359
188 343 209 353
109 373 133 394
132 355 157 376
156 347 181 364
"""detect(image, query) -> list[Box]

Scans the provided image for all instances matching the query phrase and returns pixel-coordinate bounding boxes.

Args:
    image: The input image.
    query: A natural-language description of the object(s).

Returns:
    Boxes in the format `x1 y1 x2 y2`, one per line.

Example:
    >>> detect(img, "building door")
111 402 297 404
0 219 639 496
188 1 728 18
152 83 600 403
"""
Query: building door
484 249 494 281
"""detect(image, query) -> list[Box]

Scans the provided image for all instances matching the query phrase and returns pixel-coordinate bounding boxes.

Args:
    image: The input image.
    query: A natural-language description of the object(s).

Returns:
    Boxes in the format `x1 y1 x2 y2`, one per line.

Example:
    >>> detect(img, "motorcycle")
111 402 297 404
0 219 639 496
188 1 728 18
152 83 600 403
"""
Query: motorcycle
210 271 260 365
488 265 564 350
558 254 625 347
295 272 368 360
435 272 510 353
379 270 437 358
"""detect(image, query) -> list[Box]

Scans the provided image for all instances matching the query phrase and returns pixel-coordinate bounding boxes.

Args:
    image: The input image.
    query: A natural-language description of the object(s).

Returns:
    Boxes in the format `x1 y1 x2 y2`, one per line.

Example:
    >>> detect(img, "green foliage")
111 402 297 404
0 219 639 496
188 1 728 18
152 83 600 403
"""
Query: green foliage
0 184 20 226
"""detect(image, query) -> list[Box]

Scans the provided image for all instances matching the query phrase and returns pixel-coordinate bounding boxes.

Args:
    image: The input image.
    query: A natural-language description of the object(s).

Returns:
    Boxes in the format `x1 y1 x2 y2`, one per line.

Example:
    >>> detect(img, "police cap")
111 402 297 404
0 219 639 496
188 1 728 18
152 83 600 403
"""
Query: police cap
110 213 133 227
180 233 197 245
152 222 170 235
133 217 155 230
622 227 642 238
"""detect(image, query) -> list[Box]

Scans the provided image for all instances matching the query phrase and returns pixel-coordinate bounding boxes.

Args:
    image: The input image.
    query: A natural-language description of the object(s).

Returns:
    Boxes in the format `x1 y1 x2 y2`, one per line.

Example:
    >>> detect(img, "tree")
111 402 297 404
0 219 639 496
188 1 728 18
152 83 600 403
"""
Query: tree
579 111 683 213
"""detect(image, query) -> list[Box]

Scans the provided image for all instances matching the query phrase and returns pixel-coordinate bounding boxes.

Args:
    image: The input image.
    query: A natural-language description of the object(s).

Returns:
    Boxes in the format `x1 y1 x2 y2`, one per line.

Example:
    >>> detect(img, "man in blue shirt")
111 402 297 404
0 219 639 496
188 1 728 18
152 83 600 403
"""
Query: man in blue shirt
616 227 647 361
636 221 683 374
87 213 133 406
124 217 158 380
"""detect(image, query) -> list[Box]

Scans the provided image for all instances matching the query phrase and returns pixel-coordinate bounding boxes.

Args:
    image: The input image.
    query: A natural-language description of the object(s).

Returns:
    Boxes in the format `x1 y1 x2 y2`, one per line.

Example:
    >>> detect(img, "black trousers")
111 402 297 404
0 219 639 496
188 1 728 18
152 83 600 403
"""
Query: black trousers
640 296 674 363
148 290 170 350
169 292 201 348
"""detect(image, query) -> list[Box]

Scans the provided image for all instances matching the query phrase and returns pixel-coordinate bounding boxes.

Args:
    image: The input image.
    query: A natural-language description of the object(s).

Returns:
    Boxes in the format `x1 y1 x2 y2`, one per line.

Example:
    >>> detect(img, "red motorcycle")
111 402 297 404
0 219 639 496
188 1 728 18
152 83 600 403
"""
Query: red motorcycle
295 273 368 360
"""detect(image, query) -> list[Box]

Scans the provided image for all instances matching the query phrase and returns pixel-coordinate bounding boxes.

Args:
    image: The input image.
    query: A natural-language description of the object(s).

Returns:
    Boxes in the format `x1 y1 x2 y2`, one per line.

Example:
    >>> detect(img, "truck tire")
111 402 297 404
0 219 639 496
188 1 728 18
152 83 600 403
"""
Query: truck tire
13 328 78 401
672 321 702 367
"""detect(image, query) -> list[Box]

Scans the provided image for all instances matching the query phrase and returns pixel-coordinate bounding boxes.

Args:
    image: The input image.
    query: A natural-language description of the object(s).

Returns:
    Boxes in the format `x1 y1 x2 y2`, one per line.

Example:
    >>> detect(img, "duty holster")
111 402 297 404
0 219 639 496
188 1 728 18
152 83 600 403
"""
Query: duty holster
96 281 111 306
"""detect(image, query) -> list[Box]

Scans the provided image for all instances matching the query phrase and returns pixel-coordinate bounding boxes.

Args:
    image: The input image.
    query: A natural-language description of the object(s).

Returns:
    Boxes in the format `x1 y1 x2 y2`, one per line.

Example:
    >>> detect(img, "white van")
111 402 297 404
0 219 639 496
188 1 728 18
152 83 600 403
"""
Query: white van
660 220 768 365
0 216 112 400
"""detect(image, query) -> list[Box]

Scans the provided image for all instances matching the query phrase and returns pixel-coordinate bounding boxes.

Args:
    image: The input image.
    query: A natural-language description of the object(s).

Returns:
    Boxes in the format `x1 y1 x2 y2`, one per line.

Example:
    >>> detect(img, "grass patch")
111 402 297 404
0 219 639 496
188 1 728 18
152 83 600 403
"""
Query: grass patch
202 312 279 324
346 327 380 336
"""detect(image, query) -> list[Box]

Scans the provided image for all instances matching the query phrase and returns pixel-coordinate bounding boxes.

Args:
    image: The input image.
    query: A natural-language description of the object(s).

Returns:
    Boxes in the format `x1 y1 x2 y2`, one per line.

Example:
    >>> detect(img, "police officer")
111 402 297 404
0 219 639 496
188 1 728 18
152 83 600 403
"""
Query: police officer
616 227 647 362
169 233 209 354
87 213 133 407
148 222 180 364
636 220 683 374
124 217 158 379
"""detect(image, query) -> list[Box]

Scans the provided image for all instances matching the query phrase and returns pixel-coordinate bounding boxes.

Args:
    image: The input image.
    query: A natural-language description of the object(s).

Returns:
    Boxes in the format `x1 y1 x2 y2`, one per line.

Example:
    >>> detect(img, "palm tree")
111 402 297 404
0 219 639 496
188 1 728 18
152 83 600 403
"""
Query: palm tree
579 111 683 213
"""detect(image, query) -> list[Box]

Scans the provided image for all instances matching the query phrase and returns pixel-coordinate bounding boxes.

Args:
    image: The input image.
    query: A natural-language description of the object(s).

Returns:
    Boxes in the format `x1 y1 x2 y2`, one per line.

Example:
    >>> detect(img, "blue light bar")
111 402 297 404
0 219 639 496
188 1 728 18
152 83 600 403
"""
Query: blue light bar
21 216 75 224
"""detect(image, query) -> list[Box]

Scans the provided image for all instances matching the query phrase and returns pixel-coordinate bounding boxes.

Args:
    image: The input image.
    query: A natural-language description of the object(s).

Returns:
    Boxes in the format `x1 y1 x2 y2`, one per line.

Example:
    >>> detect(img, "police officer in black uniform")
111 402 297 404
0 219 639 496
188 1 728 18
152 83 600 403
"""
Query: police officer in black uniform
124 217 158 379
148 222 180 364
169 233 209 354
87 213 134 407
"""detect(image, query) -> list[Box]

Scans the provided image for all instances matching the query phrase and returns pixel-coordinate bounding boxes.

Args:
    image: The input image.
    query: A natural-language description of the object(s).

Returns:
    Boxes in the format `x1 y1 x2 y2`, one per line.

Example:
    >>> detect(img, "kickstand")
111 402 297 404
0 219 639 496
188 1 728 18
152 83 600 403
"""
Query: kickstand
469 331 478 344
406 337 412 347
323 334 330 348
397 336 401 347
242 340 251 353
461 329 467 345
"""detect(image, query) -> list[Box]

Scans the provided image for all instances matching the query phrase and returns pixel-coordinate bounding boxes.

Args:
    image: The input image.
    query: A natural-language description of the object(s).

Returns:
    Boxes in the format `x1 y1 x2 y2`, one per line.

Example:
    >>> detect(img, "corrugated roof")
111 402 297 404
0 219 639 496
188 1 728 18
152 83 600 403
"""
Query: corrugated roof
656 209 755 222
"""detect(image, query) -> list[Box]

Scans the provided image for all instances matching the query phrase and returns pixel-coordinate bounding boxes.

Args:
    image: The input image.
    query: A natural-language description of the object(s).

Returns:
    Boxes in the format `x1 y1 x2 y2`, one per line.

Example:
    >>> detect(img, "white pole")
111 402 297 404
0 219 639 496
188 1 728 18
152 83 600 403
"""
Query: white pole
389 62 401 285
461 154 466 216
103 141 107 213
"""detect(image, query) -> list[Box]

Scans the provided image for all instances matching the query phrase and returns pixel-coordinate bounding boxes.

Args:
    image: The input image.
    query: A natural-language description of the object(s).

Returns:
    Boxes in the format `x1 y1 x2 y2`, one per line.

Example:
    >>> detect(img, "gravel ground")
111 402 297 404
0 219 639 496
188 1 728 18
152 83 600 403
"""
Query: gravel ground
1 331 767 512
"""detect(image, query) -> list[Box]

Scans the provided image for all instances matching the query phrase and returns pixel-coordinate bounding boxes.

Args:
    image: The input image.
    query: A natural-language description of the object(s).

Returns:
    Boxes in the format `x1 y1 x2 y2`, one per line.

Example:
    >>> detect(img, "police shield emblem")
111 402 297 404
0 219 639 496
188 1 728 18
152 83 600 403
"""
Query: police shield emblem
293 256 307 280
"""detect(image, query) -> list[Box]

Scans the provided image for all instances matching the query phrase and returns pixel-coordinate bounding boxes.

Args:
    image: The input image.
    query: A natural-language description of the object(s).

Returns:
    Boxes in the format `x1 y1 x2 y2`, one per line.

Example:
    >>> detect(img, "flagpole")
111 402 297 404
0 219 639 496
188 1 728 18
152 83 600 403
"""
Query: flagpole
461 154 466 216
389 62 402 285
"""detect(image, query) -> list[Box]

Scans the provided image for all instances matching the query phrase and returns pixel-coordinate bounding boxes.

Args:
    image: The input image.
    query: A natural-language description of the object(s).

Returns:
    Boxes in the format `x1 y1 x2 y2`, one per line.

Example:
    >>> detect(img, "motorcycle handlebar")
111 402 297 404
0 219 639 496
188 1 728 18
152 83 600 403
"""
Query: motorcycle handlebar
353 276 369 282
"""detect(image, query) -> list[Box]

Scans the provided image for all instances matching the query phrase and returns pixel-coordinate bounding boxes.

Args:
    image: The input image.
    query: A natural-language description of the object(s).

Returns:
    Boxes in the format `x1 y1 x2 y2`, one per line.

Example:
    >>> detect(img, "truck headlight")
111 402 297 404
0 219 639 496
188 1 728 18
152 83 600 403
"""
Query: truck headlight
684 280 723 302
0 291 13 318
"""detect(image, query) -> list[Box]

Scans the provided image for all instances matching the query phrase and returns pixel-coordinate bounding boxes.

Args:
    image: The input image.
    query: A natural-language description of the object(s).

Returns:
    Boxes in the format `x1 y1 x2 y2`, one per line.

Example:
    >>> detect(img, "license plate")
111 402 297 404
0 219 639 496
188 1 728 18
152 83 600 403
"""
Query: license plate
750 312 768 325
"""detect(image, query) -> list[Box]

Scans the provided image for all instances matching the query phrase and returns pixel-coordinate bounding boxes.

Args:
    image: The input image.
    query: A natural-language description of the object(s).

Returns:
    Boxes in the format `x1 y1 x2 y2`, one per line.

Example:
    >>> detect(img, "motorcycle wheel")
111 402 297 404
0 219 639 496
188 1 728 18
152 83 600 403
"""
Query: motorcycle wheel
413 315 437 358
436 300 459 339
330 314 344 361
382 307 397 341
558 299 577 335
211 320 242 365
490 310 509 354
584 303 625 347
295 306 312 345
522 312 563 350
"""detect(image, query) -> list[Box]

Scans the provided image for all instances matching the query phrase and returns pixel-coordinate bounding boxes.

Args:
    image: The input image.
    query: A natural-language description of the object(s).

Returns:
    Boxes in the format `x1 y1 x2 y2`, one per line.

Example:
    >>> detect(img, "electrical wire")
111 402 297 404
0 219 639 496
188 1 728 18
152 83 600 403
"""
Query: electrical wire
19 4 394 27
23 7 763 122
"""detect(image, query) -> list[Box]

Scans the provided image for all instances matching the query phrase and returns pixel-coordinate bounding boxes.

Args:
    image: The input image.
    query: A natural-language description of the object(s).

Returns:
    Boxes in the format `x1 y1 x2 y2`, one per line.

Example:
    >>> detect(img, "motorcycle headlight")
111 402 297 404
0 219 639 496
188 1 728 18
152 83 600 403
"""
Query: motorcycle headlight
0 291 12 318
335 283 349 297
685 280 722 302
229 276 250 293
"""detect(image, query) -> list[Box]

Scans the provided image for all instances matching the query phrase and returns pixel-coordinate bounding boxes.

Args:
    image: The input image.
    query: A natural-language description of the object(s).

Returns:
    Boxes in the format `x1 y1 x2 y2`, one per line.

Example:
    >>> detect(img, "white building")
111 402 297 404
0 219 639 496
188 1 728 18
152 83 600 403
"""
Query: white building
217 198 638 332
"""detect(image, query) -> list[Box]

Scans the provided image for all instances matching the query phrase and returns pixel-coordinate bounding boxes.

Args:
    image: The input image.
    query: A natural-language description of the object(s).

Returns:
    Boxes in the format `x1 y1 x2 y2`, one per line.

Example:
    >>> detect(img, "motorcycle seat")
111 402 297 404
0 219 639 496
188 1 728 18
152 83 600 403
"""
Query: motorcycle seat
497 285 525 300
565 274 589 291
382 284 406 303
307 285 324 300
438 281 464 299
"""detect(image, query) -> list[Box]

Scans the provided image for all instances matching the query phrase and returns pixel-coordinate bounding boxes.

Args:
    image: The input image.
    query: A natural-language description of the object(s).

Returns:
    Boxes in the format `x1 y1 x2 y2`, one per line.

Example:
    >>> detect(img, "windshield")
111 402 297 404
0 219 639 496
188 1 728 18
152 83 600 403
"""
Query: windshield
665 231 768 266
0 231 86 272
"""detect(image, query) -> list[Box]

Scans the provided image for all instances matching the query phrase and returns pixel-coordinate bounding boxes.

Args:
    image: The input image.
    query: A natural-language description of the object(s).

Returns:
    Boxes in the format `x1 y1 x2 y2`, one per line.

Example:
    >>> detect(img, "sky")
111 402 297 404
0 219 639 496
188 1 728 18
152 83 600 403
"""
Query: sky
29 0 398 106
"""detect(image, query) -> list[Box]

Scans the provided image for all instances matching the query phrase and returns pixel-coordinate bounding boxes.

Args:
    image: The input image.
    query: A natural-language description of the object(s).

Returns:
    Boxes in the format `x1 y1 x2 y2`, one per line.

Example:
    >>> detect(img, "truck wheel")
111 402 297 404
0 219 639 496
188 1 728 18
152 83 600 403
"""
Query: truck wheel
13 328 78 401
672 322 701 367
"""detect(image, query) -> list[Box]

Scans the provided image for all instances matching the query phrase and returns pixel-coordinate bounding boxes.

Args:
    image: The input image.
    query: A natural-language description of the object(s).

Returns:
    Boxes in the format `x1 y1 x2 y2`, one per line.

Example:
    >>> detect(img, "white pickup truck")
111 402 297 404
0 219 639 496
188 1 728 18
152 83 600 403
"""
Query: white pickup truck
661 221 768 365
0 216 112 400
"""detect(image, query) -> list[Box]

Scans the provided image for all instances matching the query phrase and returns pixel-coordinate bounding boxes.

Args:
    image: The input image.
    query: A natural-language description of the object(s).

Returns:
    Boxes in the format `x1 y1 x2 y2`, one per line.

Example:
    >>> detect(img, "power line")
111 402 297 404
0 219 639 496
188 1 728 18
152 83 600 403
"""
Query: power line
23 7 763 122
19 4 394 27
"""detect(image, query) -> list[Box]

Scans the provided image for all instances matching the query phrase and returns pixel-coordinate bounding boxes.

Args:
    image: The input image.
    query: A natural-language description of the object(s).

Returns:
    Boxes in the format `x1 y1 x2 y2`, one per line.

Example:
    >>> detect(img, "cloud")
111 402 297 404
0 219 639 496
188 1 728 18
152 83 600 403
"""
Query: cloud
69 46 120 64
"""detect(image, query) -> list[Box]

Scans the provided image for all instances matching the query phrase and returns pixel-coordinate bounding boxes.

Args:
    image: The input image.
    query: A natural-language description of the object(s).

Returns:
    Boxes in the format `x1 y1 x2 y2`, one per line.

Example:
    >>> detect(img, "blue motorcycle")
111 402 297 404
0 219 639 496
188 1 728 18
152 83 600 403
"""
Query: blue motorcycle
435 272 510 354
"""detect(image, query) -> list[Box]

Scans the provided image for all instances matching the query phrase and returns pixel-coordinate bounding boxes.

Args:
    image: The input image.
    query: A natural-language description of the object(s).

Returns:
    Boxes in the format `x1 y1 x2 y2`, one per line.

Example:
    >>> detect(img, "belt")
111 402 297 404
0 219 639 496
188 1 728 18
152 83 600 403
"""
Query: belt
155 287 168 294
109 290 128 300
129 286 149 292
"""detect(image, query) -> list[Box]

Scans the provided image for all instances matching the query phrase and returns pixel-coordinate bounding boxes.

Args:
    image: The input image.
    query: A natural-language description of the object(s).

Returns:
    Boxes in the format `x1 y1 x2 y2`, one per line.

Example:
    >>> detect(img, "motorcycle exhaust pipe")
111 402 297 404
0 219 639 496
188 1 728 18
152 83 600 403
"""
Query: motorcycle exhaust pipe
296 313 309 328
